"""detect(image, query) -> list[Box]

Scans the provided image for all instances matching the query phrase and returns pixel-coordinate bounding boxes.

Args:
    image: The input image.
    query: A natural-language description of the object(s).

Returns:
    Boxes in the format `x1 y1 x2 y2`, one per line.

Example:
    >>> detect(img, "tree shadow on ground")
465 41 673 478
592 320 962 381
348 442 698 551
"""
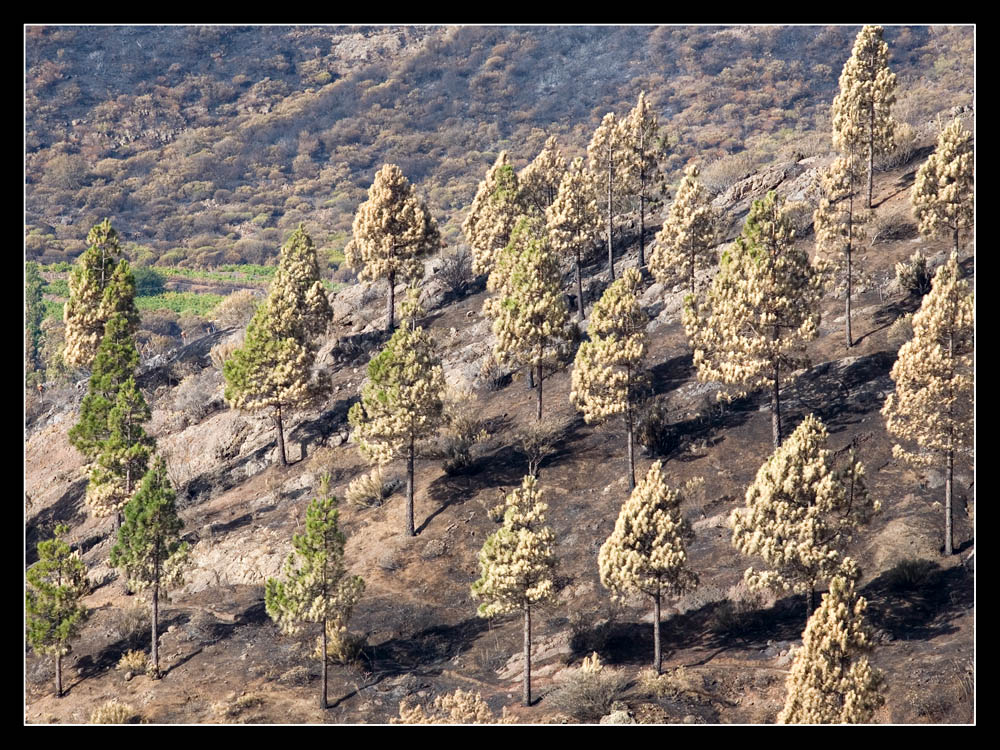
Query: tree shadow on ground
26 478 88 566
362 616 492 677
782 350 896 433
646 352 695 399
861 560 972 642
644 393 756 463
290 394 359 451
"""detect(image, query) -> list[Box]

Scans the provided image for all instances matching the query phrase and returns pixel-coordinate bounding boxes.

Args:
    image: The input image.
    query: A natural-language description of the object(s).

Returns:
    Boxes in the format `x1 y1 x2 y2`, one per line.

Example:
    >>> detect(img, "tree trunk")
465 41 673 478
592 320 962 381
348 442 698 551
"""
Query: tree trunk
954 225 960 254
945 448 954 556
866 104 875 209
406 435 415 537
320 620 329 709
151 572 160 678
626 367 635 490
536 363 543 422
846 191 854 348
607 161 615 282
275 404 288 466
771 356 781 449
523 606 532 707
806 585 815 624
575 253 585 322
55 652 63 698
653 591 662 675
527 365 534 390
638 187 646 271
387 270 396 333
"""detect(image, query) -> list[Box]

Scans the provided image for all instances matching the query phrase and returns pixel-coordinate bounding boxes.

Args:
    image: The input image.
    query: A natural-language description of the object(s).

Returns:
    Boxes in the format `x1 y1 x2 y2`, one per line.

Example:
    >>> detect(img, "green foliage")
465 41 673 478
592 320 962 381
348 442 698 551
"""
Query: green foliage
136 291 224 317
132 267 166 296
110 457 189 597
25 261 46 372
26 524 89 661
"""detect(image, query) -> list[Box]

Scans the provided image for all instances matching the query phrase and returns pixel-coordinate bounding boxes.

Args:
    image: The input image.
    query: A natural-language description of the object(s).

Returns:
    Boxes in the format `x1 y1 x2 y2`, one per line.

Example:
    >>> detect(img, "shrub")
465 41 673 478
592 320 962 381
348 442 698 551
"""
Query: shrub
116 649 149 675
213 692 265 722
113 603 150 650
345 468 398 508
212 289 262 329
895 251 933 298
437 246 474 297
133 267 166 297
869 206 915 245
478 354 510 392
173 367 224 422
638 665 703 699
883 558 937 594
394 689 513 724
635 395 675 456
210 333 244 371
876 122 923 170
548 652 631 721
432 391 489 475
700 151 756 195
711 582 773 638
90 700 140 724
512 416 567 477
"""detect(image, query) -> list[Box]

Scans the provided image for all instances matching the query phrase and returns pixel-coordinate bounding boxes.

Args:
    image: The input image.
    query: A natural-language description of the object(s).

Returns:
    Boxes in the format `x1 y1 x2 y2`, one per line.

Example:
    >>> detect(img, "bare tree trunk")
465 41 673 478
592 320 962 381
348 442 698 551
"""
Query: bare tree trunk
320 621 329 709
638 186 646 271
406 434 415 537
387 270 396 333
626 366 635 490
771 356 782 449
806 585 815 624
866 104 875 209
151 570 160 678
536 363 543 422
523 606 532 707
607 161 615 282
954 225 960 254
275 404 288 466
653 591 662 675
55 653 63 698
575 253 585 322
846 191 854 348
945 448 954 556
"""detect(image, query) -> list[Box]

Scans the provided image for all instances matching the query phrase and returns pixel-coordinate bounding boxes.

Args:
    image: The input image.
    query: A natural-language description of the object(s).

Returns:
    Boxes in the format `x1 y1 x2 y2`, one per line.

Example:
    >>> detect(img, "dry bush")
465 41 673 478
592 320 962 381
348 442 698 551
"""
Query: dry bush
209 332 244 370
437 246 474 297
895 251 933 298
700 151 756 195
886 313 914 349
393 689 513 724
638 665 704 699
212 289 261 330
112 602 150 650
345 468 399 508
869 206 915 245
512 416 568 476
430 390 490 475
883 558 937 594
172 367 224 422
548 652 631 721
213 692 266 722
636 395 675 456
90 700 141 724
313 625 366 667
478 353 510 392
876 122 924 170
116 649 149 675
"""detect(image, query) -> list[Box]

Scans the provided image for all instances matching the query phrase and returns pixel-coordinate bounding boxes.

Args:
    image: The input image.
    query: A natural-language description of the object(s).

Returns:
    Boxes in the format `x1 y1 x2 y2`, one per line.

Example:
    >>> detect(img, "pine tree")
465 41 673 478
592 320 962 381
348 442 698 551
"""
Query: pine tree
598 461 698 674
519 136 566 218
731 415 879 621
84 376 154 531
546 157 602 322
26 524 90 698
588 112 631 281
463 152 525 278
911 118 974 254
570 268 648 489
265 474 365 709
471 474 557 706
832 25 897 209
69 312 141 461
622 91 668 271
778 565 884 724
483 217 570 421
814 154 866 348
882 253 973 556
348 289 446 537
683 191 823 448
649 164 717 296
346 164 442 331
63 219 133 369
25 261 46 375
224 226 332 466
110 457 189 678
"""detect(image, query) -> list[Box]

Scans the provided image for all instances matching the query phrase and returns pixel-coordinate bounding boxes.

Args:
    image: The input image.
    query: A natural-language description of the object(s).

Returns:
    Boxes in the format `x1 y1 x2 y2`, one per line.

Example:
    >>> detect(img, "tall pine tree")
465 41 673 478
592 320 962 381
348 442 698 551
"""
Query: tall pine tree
348 289 446 537
911 118 974 254
570 268 648 489
684 191 823 447
266 474 365 709
882 253 973 556
26 524 90 698
110 457 189 678
598 462 698 674
832 25 897 209
224 226 332 466
471 475 557 707
649 164 717 296
346 164 442 332
519 136 566 218
622 91 668 271
588 112 630 281
463 152 525 277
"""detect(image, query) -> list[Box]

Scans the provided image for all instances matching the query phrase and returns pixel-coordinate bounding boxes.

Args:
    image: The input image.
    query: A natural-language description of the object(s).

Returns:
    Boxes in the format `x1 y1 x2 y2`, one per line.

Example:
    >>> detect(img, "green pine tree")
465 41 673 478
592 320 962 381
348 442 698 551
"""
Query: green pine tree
224 226 332 466
25 261 46 376
110 457 189 678
265 474 365 709
26 524 90 698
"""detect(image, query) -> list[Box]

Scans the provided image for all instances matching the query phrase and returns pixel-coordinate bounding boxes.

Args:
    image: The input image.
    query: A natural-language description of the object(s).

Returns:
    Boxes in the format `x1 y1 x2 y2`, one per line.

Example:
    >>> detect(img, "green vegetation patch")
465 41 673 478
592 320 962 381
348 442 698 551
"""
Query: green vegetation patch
136 291 224 317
